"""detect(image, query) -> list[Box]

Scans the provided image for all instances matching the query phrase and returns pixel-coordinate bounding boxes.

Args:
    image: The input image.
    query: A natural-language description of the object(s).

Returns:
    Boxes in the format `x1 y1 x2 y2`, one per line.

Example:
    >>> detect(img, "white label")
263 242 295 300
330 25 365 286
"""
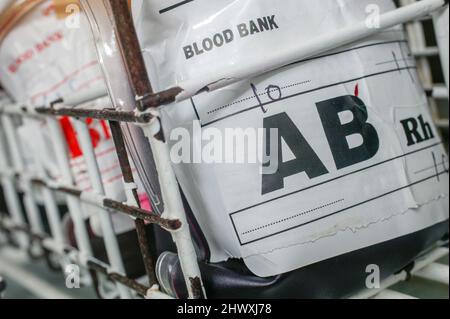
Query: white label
134 0 449 276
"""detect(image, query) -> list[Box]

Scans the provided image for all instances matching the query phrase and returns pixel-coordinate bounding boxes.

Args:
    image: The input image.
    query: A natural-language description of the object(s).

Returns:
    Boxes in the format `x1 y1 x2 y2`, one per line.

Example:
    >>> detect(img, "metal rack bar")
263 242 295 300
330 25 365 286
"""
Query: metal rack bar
26 177 181 230
107 120 158 287
73 119 131 298
401 0 449 132
0 218 151 297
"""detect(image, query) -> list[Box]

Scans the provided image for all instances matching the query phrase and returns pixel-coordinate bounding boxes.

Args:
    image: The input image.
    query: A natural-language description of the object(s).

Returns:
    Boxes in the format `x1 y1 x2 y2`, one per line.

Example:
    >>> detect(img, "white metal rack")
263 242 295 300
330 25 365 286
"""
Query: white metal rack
401 0 449 134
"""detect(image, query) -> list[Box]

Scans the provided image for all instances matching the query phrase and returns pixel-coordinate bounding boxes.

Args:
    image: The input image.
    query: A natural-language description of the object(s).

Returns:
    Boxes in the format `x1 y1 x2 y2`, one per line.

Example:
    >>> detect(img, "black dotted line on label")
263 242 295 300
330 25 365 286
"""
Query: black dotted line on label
241 198 345 235
207 80 312 115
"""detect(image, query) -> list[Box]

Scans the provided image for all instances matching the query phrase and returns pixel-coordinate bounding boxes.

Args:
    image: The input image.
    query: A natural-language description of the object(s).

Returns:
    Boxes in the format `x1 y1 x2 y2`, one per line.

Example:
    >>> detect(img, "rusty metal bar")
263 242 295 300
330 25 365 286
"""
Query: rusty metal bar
105 1 184 110
103 198 181 231
25 177 181 230
106 0 155 111
34 106 152 123
108 120 159 287
102 2 206 297
138 87 184 110
189 277 206 300
109 122 135 183
87 260 149 297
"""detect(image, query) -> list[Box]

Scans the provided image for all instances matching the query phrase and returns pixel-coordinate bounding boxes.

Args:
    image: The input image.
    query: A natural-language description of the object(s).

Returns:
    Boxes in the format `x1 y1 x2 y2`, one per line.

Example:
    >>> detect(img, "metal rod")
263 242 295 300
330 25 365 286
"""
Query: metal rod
87 260 150 297
108 120 158 287
45 117 94 258
105 0 155 111
142 121 206 299
35 106 152 123
1 113 66 263
22 117 66 258
24 176 182 229
100 0 207 297
1 114 45 237
34 181 66 249
102 198 181 230
73 119 132 299
432 4 449 90
102 0 206 297
0 124 28 249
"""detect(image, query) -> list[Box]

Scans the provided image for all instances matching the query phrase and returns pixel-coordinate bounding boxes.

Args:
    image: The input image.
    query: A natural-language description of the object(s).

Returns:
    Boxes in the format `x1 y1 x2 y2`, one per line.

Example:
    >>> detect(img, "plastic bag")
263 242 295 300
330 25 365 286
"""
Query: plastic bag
0 0 139 233
132 0 449 276
81 0 164 215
